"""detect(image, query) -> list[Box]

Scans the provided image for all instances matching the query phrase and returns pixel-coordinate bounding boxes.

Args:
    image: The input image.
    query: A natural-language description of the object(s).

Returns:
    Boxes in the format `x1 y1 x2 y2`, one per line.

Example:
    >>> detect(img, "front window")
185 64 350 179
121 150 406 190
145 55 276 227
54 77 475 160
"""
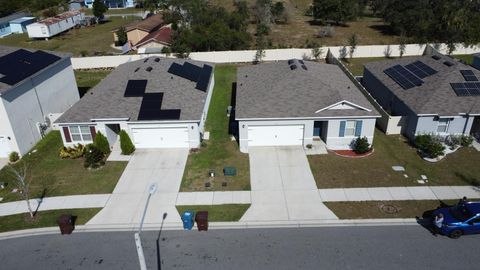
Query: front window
437 119 450 133
345 120 356 136
70 125 92 142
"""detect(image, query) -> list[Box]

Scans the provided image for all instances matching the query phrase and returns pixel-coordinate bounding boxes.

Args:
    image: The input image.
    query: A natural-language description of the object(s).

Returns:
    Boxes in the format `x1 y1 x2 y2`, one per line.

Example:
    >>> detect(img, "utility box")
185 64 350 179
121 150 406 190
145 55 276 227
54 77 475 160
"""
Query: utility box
181 211 195 230
195 211 209 231
57 214 74 235
223 167 236 176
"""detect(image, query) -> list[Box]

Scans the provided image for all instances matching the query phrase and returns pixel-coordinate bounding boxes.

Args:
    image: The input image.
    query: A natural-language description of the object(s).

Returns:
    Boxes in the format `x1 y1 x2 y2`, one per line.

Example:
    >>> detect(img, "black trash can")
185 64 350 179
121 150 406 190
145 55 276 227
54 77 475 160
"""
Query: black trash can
195 211 208 231
57 214 74 235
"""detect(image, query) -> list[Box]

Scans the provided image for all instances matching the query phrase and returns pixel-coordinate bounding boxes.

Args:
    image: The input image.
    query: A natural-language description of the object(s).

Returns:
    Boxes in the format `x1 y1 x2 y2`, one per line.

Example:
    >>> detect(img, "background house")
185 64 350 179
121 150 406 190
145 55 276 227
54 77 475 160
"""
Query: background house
9 17 36 34
26 10 85 39
84 0 136 8
0 12 32 37
134 25 172 52
55 57 214 150
113 14 166 49
0 46 80 157
363 53 480 140
236 60 380 153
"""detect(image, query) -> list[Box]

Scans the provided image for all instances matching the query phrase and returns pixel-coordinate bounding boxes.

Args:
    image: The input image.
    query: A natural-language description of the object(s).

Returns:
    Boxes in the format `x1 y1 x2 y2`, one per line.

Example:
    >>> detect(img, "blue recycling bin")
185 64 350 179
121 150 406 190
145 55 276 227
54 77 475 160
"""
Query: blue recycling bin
181 211 195 230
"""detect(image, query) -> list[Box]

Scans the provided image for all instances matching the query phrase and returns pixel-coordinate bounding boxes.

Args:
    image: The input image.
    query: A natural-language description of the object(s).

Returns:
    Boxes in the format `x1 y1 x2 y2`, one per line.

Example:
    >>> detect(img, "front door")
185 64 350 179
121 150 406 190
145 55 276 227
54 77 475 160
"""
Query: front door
313 121 322 137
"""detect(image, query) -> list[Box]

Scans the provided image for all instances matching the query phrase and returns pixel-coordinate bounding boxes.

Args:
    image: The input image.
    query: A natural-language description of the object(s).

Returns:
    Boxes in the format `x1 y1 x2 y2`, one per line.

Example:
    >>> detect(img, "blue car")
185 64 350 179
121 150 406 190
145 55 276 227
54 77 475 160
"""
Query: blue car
432 200 480 238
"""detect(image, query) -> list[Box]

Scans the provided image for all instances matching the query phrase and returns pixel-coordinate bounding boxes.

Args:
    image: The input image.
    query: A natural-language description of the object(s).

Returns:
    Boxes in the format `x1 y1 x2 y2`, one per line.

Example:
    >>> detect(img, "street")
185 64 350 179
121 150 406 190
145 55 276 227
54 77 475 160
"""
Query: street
0 225 478 270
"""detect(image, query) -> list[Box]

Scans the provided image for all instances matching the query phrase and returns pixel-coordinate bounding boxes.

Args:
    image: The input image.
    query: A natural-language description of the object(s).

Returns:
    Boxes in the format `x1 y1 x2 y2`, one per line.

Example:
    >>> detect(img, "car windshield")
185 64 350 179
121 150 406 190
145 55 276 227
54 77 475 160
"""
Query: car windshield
449 204 472 222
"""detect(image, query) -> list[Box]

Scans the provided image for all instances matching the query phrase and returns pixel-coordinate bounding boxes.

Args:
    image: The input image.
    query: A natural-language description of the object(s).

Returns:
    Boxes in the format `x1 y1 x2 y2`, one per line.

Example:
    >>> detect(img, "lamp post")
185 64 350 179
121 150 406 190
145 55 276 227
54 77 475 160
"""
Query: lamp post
134 183 157 270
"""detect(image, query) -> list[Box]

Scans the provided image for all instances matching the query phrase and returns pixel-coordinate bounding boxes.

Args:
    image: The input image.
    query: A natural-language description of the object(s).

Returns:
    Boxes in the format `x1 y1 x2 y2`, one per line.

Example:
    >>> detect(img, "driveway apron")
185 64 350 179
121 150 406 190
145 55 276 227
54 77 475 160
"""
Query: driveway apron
241 146 338 221
87 149 189 226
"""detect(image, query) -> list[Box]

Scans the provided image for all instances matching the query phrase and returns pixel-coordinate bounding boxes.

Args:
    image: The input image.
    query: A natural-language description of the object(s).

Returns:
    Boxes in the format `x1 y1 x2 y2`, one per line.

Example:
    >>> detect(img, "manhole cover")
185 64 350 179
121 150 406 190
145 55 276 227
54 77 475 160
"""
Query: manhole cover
380 204 399 214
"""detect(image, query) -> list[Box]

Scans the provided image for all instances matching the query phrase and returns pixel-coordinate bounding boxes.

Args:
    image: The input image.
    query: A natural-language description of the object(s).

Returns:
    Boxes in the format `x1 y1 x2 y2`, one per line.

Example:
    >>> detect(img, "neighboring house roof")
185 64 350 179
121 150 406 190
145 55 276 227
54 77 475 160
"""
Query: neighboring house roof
364 54 480 116
135 26 173 48
0 12 30 25
0 45 69 93
126 14 163 33
55 58 214 123
9 17 36 24
236 60 379 120
36 10 82 26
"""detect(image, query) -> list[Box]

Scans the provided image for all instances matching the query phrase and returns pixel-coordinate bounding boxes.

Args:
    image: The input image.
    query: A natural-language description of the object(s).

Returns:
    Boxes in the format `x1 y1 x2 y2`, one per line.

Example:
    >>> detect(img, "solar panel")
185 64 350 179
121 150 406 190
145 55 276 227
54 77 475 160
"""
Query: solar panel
450 82 480 96
124 80 147 97
167 62 184 77
384 65 423 90
460 70 478 81
195 64 213 92
137 93 181 120
182 62 202 81
405 61 437 79
0 49 61 86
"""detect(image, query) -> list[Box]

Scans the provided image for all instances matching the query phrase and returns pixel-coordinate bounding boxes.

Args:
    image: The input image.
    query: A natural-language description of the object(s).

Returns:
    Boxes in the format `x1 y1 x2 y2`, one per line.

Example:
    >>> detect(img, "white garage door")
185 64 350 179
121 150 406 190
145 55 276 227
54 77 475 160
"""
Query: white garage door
131 127 189 148
248 125 304 146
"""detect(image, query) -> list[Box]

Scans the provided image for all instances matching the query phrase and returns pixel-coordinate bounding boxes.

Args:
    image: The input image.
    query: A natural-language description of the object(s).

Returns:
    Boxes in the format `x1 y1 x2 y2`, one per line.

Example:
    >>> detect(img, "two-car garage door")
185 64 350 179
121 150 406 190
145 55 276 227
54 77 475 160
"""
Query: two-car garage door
131 127 189 148
248 125 304 147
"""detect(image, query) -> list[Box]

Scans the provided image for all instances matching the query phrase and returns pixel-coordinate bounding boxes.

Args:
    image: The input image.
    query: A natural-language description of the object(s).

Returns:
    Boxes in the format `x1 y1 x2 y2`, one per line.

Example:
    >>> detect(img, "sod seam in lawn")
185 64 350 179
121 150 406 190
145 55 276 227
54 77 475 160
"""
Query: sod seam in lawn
176 204 251 222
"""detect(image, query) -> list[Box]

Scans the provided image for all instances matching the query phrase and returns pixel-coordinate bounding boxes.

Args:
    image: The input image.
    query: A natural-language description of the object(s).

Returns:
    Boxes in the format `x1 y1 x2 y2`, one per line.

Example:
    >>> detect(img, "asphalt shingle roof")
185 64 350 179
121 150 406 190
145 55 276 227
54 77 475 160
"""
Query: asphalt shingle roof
364 54 480 116
56 58 214 123
235 60 379 119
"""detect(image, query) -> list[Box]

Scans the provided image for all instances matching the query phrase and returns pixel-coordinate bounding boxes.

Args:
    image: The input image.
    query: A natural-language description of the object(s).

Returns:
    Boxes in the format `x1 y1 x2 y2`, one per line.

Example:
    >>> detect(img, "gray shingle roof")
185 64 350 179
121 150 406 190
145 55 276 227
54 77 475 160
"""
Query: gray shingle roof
235 60 379 119
0 12 30 25
56 58 214 123
364 54 480 116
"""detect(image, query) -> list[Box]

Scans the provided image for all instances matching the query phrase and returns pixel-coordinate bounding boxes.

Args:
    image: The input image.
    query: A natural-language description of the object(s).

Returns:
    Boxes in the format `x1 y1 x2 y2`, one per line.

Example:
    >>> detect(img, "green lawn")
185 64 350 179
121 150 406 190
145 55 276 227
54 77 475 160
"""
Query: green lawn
309 129 480 188
180 65 250 192
74 70 112 96
341 56 417 76
0 131 127 202
0 17 137 56
0 208 101 233
453 54 474 65
176 204 250 222
325 200 460 219
82 7 142 16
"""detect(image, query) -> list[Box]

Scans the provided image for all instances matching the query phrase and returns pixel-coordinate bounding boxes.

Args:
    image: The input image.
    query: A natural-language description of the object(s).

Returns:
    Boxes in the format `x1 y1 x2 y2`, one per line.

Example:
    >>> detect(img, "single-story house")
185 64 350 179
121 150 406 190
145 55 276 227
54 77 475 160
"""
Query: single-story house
69 0 86 10
85 0 136 8
113 14 164 48
0 12 31 37
134 25 172 51
363 53 480 140
26 10 85 39
0 46 80 157
10 17 36 34
235 60 380 153
55 57 215 150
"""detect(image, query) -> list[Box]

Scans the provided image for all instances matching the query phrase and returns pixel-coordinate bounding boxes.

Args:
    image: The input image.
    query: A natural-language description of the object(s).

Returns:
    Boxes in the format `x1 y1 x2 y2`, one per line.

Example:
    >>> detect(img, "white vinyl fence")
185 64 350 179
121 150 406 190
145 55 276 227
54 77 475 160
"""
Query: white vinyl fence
71 43 480 69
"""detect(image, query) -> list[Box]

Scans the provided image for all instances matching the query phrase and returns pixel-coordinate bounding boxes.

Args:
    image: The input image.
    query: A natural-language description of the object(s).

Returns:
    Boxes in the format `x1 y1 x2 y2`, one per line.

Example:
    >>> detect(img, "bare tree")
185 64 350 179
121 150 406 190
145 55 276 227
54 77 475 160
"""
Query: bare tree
348 34 358 59
8 164 34 219
384 45 392 58
311 46 324 61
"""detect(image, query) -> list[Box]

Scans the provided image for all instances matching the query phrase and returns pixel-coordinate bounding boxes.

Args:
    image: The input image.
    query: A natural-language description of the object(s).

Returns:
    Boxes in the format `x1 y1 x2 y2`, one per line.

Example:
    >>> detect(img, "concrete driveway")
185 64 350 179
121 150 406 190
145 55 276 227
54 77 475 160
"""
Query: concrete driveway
241 146 337 221
87 149 189 226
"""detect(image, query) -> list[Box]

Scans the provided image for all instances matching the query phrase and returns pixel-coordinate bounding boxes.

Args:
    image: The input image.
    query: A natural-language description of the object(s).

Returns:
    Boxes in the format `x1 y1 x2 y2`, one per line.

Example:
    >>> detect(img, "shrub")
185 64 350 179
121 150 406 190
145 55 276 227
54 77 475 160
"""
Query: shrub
414 134 445 158
8 151 19 163
460 135 474 147
353 137 371 154
84 144 105 169
306 144 313 149
200 141 207 148
119 130 135 155
94 131 110 155
445 135 461 149
59 144 85 159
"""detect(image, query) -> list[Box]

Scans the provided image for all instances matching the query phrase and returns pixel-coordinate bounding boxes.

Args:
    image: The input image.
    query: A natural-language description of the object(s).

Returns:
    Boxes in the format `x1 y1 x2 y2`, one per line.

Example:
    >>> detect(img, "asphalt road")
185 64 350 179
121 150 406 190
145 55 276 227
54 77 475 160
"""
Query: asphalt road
0 225 478 270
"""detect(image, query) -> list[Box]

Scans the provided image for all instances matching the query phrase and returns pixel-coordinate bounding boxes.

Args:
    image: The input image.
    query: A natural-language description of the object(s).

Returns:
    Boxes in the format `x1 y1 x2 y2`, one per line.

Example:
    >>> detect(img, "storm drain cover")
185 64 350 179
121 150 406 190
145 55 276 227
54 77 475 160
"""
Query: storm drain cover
380 204 399 214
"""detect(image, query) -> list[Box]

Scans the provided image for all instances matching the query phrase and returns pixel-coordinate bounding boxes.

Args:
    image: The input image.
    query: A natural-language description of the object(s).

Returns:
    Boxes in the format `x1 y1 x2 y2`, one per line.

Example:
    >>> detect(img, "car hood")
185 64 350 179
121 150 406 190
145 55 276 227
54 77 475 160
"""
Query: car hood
432 208 459 224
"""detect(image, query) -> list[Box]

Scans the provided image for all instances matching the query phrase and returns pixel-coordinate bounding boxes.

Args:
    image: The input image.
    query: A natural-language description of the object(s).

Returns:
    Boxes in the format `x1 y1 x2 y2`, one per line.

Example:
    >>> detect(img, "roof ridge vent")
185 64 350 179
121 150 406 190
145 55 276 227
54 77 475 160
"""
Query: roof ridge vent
432 55 441 60
301 64 308 70
290 64 297 70
146 66 153 72
443 61 454 67
154 57 160 62
144 58 149 63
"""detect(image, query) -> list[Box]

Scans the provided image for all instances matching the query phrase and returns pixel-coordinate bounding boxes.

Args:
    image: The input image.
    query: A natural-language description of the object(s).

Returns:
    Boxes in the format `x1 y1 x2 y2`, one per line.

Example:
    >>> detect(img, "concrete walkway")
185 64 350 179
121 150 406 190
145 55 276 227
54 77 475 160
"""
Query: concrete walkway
176 191 251 205
240 146 338 222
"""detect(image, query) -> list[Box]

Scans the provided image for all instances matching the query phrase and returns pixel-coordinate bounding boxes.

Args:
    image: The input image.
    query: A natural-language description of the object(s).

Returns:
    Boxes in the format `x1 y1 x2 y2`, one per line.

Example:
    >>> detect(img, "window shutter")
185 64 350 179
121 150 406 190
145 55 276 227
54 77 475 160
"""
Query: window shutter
90 126 96 140
62 127 72 143
339 121 346 137
355 120 363 137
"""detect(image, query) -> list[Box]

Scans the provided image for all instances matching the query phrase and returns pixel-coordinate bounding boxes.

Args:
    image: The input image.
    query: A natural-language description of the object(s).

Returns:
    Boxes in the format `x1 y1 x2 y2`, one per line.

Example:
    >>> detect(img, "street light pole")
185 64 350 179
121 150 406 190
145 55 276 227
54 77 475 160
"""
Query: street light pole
135 183 157 270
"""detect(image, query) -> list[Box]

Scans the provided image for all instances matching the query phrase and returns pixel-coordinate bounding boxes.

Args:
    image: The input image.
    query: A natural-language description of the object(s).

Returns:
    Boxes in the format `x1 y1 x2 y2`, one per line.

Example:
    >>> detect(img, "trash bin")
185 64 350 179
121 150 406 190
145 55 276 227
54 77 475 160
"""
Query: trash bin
181 211 195 230
195 211 208 231
57 214 74 235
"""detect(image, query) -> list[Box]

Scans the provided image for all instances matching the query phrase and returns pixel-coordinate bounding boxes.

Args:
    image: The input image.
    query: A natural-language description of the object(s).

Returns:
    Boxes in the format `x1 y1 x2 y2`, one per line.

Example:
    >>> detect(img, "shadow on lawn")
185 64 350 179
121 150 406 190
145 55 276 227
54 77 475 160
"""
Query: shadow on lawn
454 172 480 187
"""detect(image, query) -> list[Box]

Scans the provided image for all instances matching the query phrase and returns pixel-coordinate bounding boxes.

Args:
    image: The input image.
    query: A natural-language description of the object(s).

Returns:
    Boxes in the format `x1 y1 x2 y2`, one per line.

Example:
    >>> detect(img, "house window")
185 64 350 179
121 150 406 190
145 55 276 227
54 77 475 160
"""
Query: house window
69 125 92 142
345 120 356 136
437 119 450 133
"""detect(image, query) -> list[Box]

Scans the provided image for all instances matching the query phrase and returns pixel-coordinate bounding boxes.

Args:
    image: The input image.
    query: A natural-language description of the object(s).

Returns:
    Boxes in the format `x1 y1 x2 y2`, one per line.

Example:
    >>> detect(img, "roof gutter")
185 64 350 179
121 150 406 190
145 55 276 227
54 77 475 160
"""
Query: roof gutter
236 115 382 121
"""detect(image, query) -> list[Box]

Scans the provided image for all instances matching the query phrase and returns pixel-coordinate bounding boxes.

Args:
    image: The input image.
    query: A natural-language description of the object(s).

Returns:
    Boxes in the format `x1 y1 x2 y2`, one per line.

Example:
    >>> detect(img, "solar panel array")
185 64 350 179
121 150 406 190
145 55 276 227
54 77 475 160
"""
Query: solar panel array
405 61 437 79
0 49 61 86
167 62 213 92
460 70 478 81
384 65 423 89
124 80 147 97
450 83 480 97
137 93 181 120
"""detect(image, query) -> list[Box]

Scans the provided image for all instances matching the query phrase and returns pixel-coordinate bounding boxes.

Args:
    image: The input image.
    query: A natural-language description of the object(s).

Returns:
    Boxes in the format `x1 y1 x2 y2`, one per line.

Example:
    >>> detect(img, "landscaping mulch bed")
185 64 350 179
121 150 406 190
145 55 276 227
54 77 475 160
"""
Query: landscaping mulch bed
332 149 374 158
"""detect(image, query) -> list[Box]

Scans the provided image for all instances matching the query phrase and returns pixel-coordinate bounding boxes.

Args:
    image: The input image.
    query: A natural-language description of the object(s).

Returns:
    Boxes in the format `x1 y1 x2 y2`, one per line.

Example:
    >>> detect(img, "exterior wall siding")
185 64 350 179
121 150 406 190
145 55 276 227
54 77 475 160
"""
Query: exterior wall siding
415 116 474 138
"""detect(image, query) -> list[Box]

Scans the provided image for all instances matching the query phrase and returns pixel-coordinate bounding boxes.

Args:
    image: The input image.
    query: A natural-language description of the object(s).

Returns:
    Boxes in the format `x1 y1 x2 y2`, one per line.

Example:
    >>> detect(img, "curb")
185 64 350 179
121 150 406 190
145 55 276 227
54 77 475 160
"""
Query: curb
0 218 424 240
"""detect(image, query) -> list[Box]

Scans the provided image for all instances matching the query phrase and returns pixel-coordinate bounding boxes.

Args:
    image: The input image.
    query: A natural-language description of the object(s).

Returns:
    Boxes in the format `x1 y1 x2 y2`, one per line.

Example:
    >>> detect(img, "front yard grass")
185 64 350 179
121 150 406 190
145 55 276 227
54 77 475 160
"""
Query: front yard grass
454 54 474 65
74 69 112 96
176 204 250 222
0 208 101 233
0 131 127 202
181 65 250 191
325 200 459 219
0 17 137 56
309 129 480 188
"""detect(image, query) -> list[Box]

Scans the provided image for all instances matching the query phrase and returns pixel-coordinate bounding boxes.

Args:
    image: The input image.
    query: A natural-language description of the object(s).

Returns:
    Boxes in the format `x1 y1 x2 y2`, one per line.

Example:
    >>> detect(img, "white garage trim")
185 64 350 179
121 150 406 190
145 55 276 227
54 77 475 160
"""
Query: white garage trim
131 127 189 148
248 125 304 147
0 135 12 158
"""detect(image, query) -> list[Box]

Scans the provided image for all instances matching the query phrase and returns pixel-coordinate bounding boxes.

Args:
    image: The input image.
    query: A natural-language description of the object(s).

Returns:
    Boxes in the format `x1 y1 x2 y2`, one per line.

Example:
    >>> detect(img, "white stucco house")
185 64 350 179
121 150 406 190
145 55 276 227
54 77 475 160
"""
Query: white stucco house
55 57 214 150
0 46 80 157
235 59 380 153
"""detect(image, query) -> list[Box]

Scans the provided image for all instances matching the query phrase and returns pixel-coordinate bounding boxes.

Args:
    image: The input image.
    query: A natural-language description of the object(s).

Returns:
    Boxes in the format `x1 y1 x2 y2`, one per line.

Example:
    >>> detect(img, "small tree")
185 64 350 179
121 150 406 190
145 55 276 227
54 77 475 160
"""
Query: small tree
120 130 135 155
84 144 105 169
446 41 456 55
339 46 347 60
353 137 371 154
93 131 110 155
116 26 128 46
8 163 34 219
311 46 324 61
398 34 407 58
92 0 108 20
348 34 358 59
384 45 392 58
